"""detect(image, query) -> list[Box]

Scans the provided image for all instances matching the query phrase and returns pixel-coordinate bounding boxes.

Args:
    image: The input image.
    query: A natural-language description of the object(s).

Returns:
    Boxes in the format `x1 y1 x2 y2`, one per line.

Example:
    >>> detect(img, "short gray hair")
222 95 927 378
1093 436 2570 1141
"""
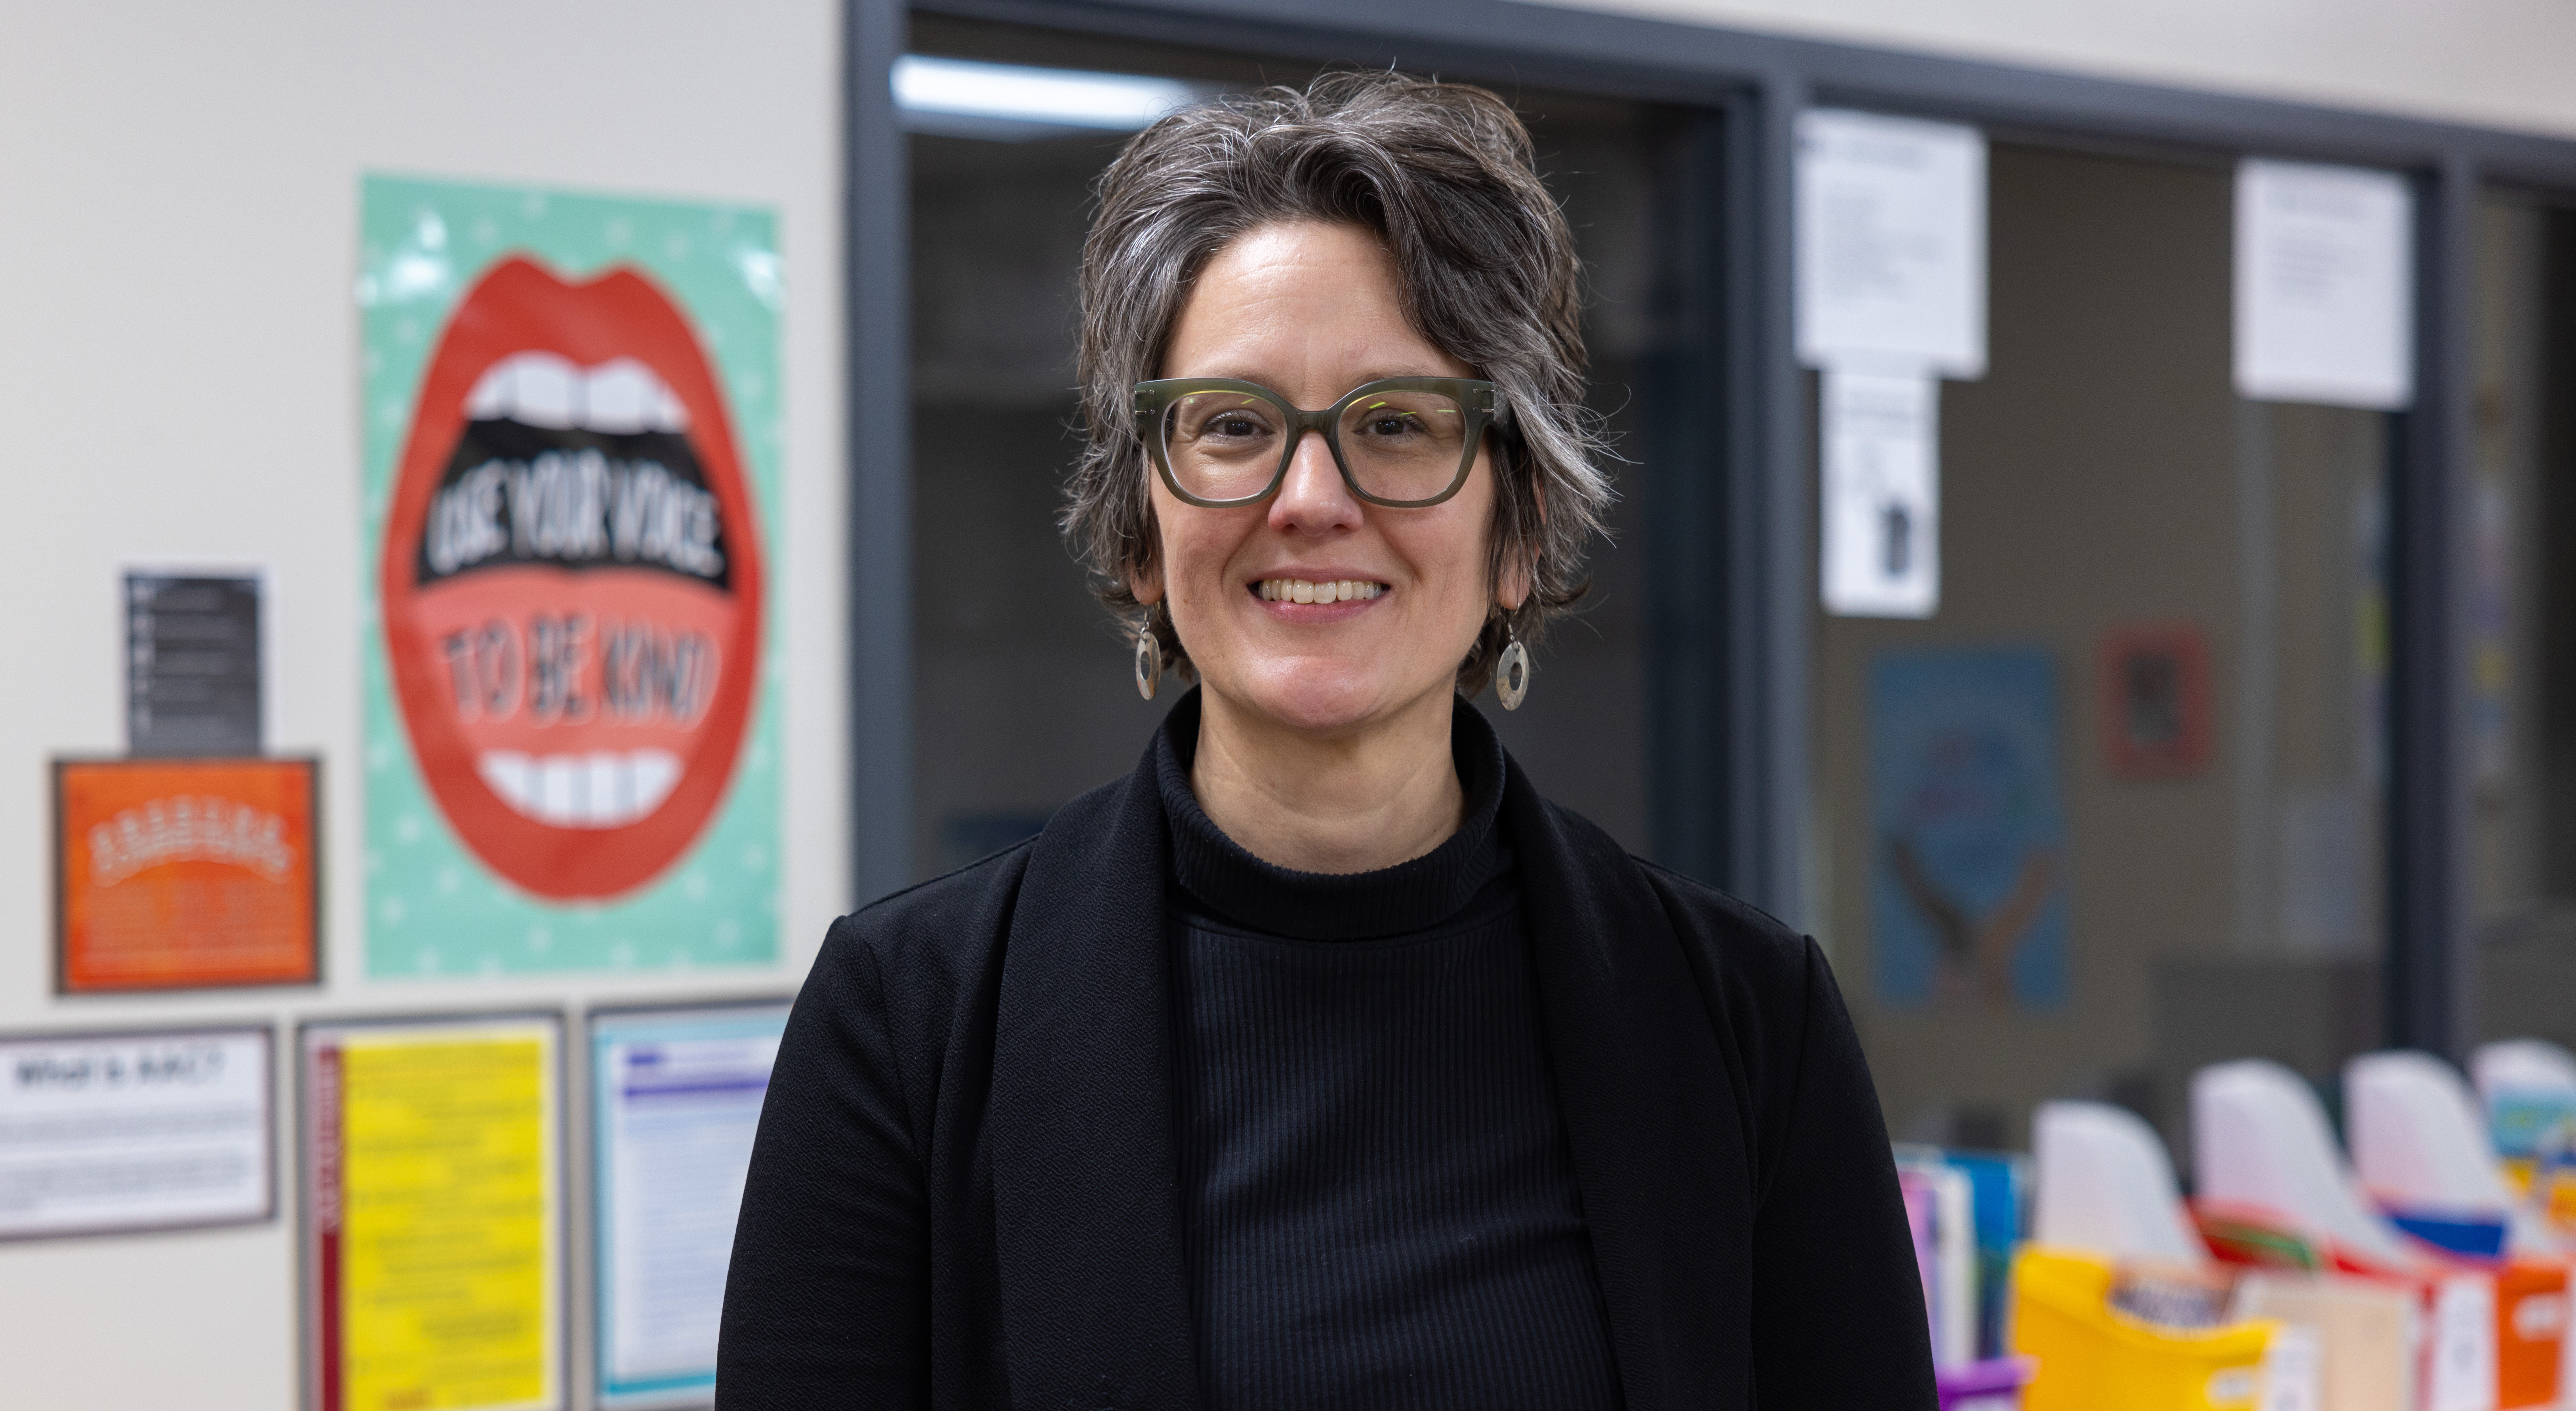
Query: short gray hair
1061 70 1611 694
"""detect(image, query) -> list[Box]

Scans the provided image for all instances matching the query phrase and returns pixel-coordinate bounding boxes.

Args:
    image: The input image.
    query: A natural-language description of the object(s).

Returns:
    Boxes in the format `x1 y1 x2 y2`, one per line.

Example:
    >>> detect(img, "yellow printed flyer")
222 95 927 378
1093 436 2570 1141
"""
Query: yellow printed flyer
305 1015 564 1411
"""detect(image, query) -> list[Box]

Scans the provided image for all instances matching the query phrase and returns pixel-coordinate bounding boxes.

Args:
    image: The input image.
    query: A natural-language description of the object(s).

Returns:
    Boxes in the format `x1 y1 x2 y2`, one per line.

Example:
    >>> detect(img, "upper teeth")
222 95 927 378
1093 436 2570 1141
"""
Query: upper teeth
476 748 683 828
465 352 692 435
1260 579 1383 603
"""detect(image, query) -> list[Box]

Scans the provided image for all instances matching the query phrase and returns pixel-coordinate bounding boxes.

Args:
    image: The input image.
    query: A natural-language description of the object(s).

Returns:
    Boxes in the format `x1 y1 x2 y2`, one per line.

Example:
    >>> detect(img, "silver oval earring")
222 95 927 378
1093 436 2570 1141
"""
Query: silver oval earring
1495 628 1530 711
1133 616 1161 701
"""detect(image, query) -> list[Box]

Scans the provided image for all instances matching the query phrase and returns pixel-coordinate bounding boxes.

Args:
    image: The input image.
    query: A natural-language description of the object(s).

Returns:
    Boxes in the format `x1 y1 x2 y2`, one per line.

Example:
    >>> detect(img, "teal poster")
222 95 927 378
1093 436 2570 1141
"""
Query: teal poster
359 176 783 976
1869 646 2069 1010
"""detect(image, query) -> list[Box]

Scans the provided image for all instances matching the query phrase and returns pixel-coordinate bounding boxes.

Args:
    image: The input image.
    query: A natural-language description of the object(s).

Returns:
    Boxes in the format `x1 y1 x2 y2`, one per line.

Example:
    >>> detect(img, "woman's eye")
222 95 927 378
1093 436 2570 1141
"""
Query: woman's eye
1211 415 1263 437
1364 414 1418 438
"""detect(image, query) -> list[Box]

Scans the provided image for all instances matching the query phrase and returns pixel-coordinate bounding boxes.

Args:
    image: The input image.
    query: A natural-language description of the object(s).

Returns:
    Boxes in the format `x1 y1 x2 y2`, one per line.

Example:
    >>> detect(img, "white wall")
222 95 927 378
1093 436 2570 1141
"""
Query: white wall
0 4 844 1408
1543 0 2576 141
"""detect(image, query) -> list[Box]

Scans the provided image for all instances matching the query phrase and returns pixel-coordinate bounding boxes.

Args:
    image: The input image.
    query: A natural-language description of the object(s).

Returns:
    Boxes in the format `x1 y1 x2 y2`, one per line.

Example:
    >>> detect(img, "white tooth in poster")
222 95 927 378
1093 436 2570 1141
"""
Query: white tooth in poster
478 747 684 828
464 365 511 420
463 352 692 434
2234 159 2414 409
583 359 662 433
511 353 581 428
1796 109 1988 378
1822 370 1939 619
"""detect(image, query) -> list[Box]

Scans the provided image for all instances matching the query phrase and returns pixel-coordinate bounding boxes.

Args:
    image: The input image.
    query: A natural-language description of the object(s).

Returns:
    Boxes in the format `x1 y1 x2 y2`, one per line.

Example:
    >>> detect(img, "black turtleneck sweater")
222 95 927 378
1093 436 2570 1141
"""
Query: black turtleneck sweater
1155 700 1623 1410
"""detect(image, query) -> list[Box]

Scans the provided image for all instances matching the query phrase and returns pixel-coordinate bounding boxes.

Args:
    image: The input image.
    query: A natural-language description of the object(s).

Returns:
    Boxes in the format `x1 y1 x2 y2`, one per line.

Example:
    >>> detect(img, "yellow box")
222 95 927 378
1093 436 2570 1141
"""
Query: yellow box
2012 1247 2281 1411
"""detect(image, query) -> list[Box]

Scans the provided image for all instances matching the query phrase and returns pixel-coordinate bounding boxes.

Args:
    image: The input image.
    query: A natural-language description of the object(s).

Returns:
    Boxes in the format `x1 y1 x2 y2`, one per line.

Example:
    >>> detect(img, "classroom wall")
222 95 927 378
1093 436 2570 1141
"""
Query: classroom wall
1552 0 2576 141
0 4 843 1408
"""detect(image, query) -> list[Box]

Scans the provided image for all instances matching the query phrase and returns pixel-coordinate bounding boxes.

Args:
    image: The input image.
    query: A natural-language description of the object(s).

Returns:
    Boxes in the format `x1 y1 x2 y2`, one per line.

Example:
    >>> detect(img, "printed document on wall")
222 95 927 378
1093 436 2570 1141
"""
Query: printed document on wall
1795 109 1988 377
591 1002 789 1410
2234 159 2413 409
0 1028 272 1240
303 1014 566 1411
1823 371 1940 618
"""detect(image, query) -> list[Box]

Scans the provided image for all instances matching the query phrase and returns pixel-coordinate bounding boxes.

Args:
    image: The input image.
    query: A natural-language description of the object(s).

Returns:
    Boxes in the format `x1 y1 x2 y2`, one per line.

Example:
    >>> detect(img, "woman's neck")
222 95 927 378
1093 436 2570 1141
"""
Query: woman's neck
1190 687 1465 875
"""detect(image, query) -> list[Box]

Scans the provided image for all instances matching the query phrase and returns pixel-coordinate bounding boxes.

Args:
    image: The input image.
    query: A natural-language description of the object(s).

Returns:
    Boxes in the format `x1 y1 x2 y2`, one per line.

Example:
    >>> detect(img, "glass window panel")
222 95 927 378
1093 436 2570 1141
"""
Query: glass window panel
2473 193 2576 1053
1817 142 2390 1158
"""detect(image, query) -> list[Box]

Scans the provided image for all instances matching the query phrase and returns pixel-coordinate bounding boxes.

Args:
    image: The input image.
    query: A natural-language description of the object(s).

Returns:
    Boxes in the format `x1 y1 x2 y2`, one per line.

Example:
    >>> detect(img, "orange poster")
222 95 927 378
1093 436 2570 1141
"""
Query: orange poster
55 758 320 992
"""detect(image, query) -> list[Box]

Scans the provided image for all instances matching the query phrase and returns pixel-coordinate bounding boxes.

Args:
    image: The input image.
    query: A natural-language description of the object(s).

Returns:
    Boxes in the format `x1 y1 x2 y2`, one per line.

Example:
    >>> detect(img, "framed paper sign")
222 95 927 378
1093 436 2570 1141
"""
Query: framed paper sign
589 999 790 1409
54 756 320 993
0 1025 275 1241
2101 623 2213 779
303 1013 566 1411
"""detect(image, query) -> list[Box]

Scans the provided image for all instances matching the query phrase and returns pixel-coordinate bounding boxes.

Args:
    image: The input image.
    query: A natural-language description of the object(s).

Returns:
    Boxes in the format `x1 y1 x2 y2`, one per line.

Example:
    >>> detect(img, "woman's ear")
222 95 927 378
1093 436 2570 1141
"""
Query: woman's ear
1130 485 1168 606
1496 479 1545 612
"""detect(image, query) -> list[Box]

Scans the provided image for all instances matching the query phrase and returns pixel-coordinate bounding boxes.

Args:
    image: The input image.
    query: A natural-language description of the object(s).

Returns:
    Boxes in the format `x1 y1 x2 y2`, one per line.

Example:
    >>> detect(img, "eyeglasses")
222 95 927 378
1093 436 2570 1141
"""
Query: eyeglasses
1132 376 1504 508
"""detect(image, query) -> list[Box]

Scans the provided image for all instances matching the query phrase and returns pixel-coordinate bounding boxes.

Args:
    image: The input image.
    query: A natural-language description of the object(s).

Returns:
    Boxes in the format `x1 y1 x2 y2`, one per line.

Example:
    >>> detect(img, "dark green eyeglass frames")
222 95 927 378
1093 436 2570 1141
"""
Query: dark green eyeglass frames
1133 377 1505 509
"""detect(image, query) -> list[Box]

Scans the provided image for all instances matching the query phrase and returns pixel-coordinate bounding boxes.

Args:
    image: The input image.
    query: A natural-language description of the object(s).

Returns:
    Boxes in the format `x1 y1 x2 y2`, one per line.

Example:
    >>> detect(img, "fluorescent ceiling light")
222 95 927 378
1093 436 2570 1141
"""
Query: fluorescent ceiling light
894 56 1201 139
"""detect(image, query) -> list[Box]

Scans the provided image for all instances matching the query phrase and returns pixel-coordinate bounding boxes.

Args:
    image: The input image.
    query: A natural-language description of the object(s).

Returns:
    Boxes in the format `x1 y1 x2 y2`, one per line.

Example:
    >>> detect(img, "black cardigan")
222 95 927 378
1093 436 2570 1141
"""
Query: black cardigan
717 718 1938 1410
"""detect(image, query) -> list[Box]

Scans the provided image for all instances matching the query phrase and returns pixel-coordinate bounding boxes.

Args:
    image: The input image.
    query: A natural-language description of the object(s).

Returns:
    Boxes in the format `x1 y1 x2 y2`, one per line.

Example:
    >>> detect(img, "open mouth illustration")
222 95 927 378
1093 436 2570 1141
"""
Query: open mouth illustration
380 257 764 901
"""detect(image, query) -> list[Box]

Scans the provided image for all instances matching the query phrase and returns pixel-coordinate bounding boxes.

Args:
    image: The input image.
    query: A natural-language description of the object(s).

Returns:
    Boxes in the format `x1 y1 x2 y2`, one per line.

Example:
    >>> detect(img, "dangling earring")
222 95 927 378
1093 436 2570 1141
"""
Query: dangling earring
1495 624 1530 711
1133 611 1161 701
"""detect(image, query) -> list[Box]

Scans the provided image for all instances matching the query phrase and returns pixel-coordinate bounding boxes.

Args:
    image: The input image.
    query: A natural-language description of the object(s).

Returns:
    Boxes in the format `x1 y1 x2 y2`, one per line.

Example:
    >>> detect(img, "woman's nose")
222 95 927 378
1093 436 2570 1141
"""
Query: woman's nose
1267 430 1362 536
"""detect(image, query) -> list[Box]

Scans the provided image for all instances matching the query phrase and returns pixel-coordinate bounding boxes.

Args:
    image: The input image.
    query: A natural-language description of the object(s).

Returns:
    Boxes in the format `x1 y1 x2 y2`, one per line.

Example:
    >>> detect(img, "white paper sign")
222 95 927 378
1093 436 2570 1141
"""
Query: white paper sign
2430 1273 2498 1411
1822 371 1940 618
2256 1323 2321 1411
593 1003 788 1410
2234 159 2414 409
0 1028 272 1239
1796 109 1988 378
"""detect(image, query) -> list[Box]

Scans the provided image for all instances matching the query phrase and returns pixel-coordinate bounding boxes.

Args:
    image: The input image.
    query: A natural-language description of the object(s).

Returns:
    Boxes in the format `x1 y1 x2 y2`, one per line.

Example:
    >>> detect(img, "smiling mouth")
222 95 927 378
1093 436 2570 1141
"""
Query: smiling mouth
1256 577 1386 604
477 748 684 828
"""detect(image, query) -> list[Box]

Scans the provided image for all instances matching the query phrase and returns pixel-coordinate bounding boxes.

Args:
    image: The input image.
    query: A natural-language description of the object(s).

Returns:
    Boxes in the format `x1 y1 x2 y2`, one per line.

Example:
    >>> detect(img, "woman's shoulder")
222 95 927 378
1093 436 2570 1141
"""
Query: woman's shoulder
818 774 1132 997
1515 784 1818 994
1626 850 1815 984
841 838 1034 958
1518 790 1856 1154
793 842 1033 1062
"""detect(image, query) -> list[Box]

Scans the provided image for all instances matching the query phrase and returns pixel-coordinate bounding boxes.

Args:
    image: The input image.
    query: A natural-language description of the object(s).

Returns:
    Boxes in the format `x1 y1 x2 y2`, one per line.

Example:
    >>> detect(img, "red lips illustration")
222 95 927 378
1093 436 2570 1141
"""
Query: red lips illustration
381 257 763 900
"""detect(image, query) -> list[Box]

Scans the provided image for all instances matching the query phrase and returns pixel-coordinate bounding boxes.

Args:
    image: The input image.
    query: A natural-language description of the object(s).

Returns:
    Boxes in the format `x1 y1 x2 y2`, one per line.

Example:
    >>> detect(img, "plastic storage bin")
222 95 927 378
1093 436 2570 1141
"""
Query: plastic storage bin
2012 1247 2291 1411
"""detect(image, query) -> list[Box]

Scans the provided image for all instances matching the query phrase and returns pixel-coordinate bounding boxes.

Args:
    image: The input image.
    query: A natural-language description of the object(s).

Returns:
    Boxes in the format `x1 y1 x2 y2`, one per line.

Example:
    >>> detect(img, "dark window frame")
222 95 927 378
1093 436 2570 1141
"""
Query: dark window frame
848 0 2576 1057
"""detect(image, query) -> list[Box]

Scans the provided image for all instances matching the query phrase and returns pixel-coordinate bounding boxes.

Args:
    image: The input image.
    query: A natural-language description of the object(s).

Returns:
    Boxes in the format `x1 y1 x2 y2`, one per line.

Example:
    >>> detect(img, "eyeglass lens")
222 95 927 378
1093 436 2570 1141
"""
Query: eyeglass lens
1159 386 1472 502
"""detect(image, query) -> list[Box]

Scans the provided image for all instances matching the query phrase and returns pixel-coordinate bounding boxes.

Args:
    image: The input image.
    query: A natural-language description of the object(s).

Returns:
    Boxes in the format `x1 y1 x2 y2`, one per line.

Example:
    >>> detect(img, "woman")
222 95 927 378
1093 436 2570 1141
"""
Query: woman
719 73 1936 1409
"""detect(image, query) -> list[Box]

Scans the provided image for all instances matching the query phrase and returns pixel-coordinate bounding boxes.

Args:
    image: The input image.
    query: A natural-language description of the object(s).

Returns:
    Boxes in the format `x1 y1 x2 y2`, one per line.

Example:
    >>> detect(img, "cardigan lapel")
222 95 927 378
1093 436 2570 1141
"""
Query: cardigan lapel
990 740 1200 1410
1505 753 1752 1410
